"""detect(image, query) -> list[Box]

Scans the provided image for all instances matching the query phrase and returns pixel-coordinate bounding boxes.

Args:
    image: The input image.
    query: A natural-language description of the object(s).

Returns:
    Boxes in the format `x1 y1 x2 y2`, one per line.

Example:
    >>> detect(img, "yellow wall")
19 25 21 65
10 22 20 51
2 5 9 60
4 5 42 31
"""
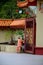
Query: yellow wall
0 30 12 43
36 1 43 47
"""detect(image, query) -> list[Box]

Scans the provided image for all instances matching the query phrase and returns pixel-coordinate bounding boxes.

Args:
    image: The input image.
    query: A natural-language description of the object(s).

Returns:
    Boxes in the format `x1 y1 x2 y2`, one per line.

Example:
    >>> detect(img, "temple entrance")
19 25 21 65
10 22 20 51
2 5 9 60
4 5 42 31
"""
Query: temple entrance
25 17 36 54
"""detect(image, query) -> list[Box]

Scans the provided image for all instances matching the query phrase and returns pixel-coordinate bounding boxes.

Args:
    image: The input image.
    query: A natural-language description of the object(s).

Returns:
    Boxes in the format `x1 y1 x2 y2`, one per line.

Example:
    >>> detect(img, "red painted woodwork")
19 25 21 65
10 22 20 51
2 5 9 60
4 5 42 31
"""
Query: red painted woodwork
28 0 37 6
25 17 36 54
35 47 43 55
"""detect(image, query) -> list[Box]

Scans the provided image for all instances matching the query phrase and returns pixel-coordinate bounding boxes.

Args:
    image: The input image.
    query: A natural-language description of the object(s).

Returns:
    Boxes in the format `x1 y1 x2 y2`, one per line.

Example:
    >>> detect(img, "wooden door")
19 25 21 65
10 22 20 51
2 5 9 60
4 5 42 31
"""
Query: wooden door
25 18 36 54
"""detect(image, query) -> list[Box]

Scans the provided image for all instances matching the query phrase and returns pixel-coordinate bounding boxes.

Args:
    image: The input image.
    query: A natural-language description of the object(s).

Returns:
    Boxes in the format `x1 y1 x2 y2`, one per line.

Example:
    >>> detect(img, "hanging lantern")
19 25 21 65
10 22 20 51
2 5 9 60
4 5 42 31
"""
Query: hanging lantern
17 0 28 8
19 10 22 14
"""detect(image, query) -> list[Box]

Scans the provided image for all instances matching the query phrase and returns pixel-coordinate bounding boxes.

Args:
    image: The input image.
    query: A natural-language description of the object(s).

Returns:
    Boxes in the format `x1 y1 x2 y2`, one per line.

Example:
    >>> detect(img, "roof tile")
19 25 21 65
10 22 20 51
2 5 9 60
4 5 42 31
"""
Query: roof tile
0 19 13 26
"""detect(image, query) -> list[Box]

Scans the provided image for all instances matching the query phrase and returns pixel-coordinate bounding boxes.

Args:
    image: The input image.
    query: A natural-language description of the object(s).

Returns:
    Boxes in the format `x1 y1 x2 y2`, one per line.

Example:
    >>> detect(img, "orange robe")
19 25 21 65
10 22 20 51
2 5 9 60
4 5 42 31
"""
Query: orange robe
16 39 22 52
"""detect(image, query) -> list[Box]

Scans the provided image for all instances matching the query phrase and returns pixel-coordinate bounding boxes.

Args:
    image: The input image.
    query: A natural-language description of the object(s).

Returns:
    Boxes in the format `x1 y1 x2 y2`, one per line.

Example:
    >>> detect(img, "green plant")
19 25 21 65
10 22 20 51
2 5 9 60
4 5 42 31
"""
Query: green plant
0 0 31 19
15 30 24 39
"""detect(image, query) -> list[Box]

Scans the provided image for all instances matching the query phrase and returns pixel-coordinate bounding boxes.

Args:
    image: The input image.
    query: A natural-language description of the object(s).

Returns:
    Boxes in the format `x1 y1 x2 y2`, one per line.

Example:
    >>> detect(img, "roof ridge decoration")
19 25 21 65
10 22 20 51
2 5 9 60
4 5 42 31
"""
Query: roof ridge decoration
17 0 35 7
17 0 28 7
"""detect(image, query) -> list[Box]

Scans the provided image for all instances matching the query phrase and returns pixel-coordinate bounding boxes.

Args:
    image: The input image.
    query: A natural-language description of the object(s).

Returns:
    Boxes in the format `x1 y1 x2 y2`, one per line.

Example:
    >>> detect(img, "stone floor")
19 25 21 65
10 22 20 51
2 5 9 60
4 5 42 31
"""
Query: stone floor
0 52 43 65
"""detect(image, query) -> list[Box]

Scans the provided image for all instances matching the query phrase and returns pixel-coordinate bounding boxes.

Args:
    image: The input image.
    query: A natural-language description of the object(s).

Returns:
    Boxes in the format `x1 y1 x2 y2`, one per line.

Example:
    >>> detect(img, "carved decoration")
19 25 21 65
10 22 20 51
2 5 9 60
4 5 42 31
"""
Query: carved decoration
17 0 28 7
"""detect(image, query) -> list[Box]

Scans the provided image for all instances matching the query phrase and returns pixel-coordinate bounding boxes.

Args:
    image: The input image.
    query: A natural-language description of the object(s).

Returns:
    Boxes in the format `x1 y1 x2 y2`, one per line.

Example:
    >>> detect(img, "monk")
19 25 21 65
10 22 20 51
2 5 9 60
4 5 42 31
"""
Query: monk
16 37 23 53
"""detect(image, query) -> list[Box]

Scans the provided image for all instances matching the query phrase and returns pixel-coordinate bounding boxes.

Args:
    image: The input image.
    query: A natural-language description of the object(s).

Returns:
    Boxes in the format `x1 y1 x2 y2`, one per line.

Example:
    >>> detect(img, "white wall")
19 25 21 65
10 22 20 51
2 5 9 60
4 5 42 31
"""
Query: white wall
36 1 43 47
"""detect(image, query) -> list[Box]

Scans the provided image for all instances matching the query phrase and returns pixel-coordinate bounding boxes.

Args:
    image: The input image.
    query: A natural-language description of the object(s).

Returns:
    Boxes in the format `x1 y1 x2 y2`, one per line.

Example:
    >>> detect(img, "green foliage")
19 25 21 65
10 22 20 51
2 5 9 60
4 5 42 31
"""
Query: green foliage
5 30 24 42
15 30 23 35
0 0 31 19
14 30 24 39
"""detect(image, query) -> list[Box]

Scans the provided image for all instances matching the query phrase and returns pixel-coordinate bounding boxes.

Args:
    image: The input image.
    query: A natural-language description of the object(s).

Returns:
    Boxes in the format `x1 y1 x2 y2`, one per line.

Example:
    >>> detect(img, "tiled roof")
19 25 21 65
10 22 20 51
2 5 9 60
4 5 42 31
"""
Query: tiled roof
0 19 25 27
10 19 25 27
0 19 13 26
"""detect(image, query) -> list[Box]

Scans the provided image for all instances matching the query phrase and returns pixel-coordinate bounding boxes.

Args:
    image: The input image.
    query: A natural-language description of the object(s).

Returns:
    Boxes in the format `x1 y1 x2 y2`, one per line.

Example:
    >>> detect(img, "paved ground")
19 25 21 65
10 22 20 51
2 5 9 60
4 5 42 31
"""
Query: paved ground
0 52 43 65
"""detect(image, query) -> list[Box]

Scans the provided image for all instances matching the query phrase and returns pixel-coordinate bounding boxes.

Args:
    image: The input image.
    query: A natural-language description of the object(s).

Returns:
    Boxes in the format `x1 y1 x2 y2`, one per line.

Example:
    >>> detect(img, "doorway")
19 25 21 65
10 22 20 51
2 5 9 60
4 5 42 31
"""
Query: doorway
25 17 36 54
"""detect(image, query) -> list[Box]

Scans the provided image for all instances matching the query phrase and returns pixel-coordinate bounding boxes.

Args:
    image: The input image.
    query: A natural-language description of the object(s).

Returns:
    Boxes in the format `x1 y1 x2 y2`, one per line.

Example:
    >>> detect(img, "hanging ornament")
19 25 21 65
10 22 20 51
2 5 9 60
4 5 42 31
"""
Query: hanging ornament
17 0 28 8
19 10 22 14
